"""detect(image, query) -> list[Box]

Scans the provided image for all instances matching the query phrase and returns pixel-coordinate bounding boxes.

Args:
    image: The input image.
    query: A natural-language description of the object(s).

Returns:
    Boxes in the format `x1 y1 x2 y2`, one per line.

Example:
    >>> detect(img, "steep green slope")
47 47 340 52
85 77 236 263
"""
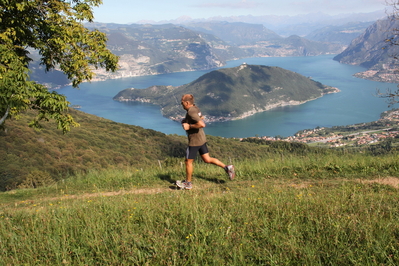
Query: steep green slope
114 64 338 121
0 109 182 190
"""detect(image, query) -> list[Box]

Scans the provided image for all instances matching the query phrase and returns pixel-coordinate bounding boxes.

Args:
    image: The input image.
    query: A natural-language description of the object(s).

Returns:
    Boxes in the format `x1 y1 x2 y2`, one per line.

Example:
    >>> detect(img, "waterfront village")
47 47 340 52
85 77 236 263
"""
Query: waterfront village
242 109 399 147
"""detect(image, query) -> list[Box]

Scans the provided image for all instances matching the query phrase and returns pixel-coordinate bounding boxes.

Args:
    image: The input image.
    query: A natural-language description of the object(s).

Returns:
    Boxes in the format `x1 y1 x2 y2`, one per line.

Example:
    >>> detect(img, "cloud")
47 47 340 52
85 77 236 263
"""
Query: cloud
195 0 263 9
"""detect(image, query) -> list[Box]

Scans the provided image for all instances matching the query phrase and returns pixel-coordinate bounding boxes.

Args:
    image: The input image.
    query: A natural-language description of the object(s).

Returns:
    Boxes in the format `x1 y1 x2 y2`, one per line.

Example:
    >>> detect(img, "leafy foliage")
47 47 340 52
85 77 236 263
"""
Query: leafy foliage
17 170 55 189
0 0 119 132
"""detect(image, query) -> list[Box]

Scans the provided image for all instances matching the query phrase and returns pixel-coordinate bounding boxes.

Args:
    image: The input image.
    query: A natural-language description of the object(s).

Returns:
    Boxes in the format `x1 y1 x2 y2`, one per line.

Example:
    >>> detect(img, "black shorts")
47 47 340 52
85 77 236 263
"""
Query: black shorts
186 143 209 159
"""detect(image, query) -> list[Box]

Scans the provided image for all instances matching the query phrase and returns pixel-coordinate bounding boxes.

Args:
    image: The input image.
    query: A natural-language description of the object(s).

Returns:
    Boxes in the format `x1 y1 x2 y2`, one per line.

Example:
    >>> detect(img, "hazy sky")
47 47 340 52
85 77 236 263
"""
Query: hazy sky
93 0 387 24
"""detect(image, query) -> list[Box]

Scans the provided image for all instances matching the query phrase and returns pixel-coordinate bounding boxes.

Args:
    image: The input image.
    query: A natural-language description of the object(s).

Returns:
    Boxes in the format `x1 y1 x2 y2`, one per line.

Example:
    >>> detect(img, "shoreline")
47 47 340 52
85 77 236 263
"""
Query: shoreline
168 87 340 123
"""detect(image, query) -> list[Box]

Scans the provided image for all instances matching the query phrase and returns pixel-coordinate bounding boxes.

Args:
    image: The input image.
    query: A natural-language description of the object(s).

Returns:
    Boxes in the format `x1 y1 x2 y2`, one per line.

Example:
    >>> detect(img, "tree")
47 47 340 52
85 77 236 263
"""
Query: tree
0 0 119 133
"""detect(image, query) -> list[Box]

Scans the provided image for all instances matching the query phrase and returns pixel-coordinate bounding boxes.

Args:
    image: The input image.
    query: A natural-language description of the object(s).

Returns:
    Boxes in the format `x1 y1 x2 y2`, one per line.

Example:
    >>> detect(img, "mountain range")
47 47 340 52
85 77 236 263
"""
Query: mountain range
85 22 344 80
32 21 348 89
305 21 375 45
138 11 386 37
333 18 399 83
30 10 392 88
113 64 338 122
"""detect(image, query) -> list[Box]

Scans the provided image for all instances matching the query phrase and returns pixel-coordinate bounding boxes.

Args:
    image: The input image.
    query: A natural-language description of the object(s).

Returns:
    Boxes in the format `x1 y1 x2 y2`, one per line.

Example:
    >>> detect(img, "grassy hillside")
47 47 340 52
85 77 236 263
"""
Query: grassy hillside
1 109 182 190
2 108 399 264
2 107 399 191
1 108 318 191
1 147 399 264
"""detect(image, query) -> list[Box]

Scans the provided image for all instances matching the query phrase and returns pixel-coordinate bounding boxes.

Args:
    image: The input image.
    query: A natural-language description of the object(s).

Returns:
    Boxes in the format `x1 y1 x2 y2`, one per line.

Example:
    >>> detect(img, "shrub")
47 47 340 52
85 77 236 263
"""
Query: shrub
18 170 55 189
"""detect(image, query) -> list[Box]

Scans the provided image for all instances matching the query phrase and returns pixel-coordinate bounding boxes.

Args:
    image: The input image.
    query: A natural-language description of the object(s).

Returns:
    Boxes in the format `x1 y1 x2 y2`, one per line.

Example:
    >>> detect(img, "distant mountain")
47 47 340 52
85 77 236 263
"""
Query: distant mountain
305 21 375 46
31 22 345 89
29 60 70 90
113 64 338 122
139 11 386 36
182 21 282 46
182 21 344 56
85 23 242 80
89 22 343 79
29 23 245 88
333 18 399 82
263 11 386 37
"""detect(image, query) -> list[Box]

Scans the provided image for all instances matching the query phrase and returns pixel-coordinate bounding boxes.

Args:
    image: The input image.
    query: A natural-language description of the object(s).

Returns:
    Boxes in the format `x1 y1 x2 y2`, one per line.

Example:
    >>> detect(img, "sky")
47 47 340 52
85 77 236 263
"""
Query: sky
92 0 388 24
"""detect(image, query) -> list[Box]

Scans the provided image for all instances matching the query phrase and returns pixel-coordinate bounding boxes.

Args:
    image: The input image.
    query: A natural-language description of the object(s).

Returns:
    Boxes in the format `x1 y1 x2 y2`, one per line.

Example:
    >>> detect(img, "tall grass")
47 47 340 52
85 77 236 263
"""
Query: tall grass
1 151 399 265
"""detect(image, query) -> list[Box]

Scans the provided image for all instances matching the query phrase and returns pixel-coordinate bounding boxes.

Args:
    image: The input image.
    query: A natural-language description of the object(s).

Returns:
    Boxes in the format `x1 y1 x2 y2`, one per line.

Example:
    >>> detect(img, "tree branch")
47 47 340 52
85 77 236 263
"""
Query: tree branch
0 105 11 125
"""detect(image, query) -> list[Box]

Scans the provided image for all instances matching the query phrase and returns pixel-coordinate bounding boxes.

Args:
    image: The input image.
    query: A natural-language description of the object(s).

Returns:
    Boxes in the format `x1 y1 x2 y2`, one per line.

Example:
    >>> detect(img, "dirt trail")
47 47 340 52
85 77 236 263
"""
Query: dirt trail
53 187 170 200
43 177 399 201
356 176 399 188
4 178 399 209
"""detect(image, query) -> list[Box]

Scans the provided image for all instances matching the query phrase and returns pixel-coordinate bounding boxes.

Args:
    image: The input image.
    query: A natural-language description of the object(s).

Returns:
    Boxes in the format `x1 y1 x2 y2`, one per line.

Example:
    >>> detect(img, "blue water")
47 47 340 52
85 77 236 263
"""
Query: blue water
58 55 397 138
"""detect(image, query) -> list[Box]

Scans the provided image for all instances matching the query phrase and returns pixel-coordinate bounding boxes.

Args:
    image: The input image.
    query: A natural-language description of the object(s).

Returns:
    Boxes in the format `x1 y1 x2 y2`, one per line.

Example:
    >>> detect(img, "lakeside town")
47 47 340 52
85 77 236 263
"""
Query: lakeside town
244 109 399 147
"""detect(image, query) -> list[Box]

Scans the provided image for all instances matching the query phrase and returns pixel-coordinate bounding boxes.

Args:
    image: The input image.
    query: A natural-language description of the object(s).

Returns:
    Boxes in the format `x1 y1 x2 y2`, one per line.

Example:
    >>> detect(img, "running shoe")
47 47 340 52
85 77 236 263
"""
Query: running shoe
225 165 235 180
176 180 193 190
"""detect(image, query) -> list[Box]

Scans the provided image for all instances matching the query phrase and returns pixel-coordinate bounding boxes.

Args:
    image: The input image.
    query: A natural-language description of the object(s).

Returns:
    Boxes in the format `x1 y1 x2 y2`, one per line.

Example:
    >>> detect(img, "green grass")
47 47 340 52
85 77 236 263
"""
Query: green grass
1 152 399 265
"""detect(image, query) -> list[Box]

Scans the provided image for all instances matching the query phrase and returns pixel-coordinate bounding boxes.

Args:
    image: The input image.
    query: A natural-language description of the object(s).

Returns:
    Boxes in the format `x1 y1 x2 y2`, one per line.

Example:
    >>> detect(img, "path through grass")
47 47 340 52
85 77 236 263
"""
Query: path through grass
1 170 399 265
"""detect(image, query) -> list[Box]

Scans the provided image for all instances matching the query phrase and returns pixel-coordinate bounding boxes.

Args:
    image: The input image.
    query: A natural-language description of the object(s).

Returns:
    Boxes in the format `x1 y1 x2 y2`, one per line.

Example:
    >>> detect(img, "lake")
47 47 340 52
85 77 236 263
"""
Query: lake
58 55 398 138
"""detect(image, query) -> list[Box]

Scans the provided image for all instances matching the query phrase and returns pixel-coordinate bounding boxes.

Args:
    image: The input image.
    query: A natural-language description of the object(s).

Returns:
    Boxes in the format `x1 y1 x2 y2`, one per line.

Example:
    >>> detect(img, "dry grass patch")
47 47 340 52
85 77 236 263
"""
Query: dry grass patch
357 176 399 188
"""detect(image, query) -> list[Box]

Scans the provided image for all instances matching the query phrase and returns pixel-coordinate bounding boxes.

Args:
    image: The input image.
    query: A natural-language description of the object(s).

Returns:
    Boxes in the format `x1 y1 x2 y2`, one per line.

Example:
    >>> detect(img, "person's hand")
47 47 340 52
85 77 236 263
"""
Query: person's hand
182 123 190 130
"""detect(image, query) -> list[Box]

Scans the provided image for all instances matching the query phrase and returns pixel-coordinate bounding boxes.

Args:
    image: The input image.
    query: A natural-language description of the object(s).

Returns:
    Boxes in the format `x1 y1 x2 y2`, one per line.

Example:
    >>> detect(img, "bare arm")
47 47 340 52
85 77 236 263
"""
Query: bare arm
182 120 205 130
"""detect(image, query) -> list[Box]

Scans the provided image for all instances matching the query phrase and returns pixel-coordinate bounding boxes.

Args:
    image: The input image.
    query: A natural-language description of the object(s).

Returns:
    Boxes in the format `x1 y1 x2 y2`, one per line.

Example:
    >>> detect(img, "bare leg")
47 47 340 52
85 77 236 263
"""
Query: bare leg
201 153 226 168
185 159 195 182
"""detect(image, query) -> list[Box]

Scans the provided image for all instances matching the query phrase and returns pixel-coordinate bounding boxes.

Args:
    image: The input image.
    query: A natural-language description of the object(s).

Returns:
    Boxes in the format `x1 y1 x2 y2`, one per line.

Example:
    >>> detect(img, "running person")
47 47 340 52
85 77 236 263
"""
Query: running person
176 94 235 190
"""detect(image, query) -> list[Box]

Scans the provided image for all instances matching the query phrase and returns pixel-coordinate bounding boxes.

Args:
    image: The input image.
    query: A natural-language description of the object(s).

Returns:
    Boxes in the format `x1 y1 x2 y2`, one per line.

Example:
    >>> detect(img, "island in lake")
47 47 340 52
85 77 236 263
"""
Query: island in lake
113 64 339 122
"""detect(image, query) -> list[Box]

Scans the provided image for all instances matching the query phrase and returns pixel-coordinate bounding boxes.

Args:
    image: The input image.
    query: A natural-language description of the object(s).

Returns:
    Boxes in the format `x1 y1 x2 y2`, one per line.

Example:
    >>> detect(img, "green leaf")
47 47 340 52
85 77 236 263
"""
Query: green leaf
0 0 118 132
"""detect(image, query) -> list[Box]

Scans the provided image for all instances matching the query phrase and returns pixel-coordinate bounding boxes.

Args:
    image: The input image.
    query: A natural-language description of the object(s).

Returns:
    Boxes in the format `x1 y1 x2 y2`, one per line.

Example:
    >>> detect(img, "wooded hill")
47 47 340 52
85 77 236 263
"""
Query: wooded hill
114 64 338 122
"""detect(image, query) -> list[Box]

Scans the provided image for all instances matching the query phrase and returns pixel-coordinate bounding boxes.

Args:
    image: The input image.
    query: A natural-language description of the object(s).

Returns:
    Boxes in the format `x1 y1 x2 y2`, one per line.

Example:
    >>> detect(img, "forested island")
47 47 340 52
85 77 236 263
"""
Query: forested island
114 64 339 122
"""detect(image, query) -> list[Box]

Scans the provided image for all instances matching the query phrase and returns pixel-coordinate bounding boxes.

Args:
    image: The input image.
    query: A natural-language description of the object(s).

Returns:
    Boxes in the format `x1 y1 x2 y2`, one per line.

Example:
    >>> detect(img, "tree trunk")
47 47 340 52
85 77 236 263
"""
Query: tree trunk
0 106 10 125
